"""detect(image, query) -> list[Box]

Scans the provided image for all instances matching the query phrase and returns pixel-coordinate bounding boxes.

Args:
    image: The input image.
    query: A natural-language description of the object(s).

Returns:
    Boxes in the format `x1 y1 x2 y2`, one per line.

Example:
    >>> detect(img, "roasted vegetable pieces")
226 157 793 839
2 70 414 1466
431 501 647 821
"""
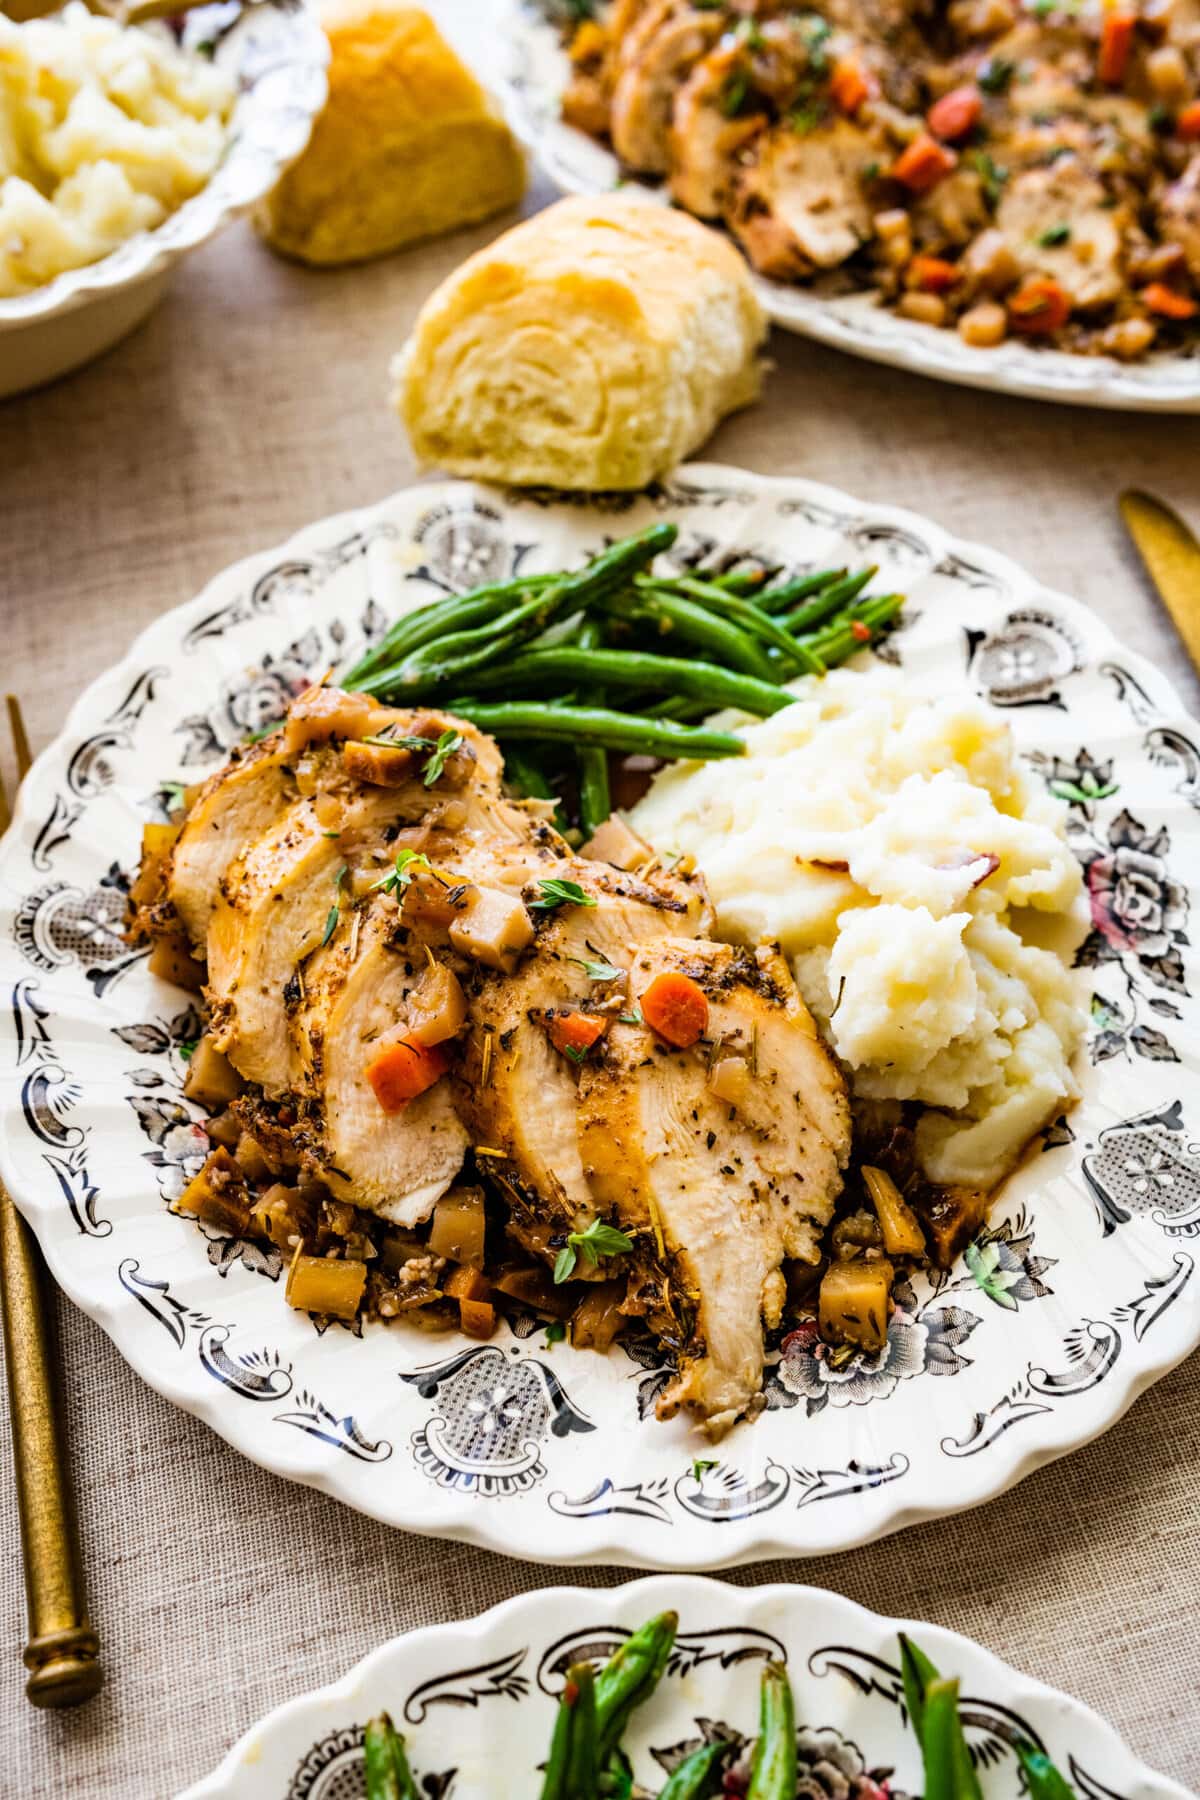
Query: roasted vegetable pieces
360 1618 1079 1799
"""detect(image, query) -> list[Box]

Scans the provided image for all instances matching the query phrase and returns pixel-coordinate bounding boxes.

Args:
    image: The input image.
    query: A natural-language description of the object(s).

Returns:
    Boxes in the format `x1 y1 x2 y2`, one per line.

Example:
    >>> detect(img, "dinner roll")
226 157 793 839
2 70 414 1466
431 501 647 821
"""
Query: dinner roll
254 2 525 266
394 194 767 491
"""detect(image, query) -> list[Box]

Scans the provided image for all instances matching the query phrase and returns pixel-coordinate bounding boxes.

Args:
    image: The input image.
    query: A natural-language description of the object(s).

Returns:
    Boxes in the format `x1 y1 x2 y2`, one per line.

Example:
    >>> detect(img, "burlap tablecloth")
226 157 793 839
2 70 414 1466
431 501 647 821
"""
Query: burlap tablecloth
2 164 1200 1797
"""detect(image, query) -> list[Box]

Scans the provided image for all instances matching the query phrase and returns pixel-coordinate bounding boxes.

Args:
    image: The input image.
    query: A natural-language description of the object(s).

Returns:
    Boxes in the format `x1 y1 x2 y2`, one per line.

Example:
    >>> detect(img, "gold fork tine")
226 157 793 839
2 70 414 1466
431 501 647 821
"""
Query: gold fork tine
0 695 103 1708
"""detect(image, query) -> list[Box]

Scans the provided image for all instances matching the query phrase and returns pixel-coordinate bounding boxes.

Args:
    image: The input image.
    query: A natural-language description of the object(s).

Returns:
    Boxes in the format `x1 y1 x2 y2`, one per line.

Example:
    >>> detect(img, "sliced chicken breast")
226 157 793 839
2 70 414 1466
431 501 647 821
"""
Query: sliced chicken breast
168 742 296 948
610 1 725 173
995 159 1126 310
730 118 880 276
577 939 851 1434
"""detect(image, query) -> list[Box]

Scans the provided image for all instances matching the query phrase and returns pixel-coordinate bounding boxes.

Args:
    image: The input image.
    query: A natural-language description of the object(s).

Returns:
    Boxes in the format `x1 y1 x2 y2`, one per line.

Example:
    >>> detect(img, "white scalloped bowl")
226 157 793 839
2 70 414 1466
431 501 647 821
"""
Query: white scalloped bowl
0 2 328 401
181 1576 1192 1799
4 467 1200 1569
489 0 1200 414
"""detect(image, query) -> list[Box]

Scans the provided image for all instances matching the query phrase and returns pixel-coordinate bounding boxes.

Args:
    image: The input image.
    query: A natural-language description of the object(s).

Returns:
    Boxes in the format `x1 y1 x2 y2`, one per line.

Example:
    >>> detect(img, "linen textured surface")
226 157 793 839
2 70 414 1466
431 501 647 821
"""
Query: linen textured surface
1 180 1198 1798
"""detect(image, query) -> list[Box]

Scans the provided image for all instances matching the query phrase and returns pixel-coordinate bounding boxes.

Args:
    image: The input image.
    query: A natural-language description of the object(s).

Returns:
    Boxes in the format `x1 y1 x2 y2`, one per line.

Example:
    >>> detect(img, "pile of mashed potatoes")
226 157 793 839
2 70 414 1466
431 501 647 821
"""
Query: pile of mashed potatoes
630 668 1088 1190
0 4 233 298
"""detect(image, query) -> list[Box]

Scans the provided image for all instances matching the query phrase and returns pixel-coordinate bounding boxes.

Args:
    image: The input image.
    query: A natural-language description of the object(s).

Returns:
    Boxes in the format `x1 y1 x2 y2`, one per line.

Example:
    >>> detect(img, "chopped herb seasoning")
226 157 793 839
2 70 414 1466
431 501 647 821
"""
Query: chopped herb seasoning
178 1038 198 1061
531 877 597 912
969 148 1008 203
423 729 464 787
1036 222 1071 246
553 1218 635 1284
322 865 348 946
692 1458 718 1480
370 848 432 896
568 955 624 981
160 780 188 812
544 1319 567 1345
719 70 750 117
977 56 1016 93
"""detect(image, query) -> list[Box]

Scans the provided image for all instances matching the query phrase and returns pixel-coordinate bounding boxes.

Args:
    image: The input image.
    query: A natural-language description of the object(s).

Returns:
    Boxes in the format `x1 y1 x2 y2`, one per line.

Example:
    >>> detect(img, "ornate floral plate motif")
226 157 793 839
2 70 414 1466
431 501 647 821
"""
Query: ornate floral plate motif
3 466 1200 1568
182 1577 1189 1799
488 1 1200 415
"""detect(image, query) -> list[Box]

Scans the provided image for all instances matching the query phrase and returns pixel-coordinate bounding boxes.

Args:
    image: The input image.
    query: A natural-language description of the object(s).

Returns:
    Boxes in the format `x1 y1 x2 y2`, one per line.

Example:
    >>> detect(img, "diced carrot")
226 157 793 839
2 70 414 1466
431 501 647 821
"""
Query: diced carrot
1142 281 1198 319
459 1298 498 1340
892 134 958 192
545 1010 609 1058
1098 10 1136 85
908 254 960 292
445 1265 493 1303
1007 277 1070 334
829 56 875 115
365 1035 450 1112
927 86 982 142
1179 101 1200 140
641 970 709 1048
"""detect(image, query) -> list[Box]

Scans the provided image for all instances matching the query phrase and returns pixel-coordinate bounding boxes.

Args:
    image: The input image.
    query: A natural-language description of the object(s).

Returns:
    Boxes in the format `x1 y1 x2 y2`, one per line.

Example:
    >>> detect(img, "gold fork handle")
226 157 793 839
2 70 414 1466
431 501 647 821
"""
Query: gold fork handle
0 1187 102 1706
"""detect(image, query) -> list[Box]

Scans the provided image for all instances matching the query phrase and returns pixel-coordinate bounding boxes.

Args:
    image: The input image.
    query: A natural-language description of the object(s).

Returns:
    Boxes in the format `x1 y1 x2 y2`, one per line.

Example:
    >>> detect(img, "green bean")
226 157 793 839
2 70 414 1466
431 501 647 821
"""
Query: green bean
602 1748 635 1799
542 1664 601 1800
575 619 612 840
756 567 847 614
799 594 904 668
595 1611 679 1763
706 565 774 595
604 591 774 680
746 1664 797 1800
465 648 792 718
359 524 678 695
899 1633 940 1743
363 1714 417 1800
646 695 711 723
345 574 559 685
445 703 744 762
920 1678 984 1800
1015 1742 1077 1800
640 576 824 675
779 567 876 635
657 1740 732 1797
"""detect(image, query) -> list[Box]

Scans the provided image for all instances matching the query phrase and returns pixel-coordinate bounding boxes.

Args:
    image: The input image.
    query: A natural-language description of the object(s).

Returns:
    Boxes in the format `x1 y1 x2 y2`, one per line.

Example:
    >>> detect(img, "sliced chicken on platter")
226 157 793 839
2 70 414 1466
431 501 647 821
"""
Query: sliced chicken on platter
730 118 883 277
610 0 726 173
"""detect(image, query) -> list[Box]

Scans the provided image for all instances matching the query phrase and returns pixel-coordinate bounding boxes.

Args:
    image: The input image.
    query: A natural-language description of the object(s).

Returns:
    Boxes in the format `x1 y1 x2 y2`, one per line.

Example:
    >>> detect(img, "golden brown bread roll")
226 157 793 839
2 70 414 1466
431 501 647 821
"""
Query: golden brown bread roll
255 2 526 267
393 194 767 491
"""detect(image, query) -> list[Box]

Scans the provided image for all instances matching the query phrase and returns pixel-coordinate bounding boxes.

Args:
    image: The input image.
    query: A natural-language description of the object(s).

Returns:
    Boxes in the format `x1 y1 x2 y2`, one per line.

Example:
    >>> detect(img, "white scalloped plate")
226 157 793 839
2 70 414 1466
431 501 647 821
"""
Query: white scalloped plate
181 1576 1192 1799
0 2 328 396
488 0 1200 414
4 466 1200 1570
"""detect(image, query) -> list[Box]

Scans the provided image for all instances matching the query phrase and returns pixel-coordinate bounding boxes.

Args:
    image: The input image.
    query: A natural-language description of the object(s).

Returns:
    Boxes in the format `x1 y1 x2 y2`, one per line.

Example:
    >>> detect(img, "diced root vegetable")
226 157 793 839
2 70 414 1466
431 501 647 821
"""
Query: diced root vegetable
1007 278 1070 335
581 815 651 871
282 686 392 755
1142 282 1198 320
448 885 534 972
898 292 947 326
570 1280 627 1351
926 86 982 142
342 740 418 786
148 930 206 993
1178 101 1200 141
250 1182 316 1251
892 134 957 192
491 1264 575 1317
640 970 709 1048
402 869 464 928
958 301 1007 346
428 1187 488 1267
407 961 468 1046
1100 315 1157 358
863 1165 926 1258
182 1035 243 1110
921 1186 990 1267
830 56 874 114
286 1249 367 1319
818 1257 894 1353
907 255 959 293
545 1009 609 1059
365 1034 450 1112
235 1131 275 1183
1097 11 1136 84
1145 44 1189 102
178 1146 251 1238
459 1298 498 1339
708 1055 751 1106
445 1264 493 1303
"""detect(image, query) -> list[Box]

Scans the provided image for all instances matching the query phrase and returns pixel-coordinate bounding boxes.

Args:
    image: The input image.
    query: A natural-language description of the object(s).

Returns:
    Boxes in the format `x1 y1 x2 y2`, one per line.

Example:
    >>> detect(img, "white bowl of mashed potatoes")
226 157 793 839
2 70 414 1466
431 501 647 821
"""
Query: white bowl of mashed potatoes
0 2 328 399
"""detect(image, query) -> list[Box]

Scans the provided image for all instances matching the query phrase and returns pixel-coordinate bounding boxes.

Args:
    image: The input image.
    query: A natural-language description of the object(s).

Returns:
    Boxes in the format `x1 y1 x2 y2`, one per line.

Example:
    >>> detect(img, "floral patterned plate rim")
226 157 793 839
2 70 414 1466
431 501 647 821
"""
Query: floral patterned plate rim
0 0 329 330
180 1574 1192 1799
488 0 1200 415
4 463 1200 1571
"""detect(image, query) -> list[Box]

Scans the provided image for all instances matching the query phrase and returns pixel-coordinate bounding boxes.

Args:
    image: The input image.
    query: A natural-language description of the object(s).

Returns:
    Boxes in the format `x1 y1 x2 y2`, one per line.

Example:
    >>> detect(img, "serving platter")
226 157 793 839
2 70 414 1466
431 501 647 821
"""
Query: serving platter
182 1575 1190 1798
3 465 1200 1569
488 0 1200 416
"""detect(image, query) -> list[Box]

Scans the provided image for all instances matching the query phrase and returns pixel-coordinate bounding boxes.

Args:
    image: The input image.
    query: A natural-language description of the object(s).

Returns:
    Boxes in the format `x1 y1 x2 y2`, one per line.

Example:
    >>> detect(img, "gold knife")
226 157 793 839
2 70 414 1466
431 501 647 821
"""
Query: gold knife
1120 489 1200 674
0 697 103 1708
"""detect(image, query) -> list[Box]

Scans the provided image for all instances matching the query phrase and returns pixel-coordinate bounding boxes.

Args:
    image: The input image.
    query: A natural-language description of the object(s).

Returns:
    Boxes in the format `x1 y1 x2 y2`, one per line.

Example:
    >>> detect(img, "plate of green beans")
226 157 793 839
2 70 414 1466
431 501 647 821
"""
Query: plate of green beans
183 1577 1189 1799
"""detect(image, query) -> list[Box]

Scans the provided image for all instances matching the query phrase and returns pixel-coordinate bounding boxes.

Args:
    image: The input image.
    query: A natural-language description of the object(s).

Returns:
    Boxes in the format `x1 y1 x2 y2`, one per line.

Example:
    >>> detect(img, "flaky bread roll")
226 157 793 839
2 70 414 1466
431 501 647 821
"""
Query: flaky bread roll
255 2 525 267
393 195 767 491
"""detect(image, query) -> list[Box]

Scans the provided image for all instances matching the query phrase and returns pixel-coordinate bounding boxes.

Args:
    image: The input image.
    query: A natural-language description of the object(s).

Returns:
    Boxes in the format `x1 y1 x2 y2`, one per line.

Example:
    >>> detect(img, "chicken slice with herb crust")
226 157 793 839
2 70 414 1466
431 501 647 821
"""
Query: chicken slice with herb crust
610 0 726 173
455 859 713 1248
994 158 1126 311
577 939 851 1435
729 117 882 276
